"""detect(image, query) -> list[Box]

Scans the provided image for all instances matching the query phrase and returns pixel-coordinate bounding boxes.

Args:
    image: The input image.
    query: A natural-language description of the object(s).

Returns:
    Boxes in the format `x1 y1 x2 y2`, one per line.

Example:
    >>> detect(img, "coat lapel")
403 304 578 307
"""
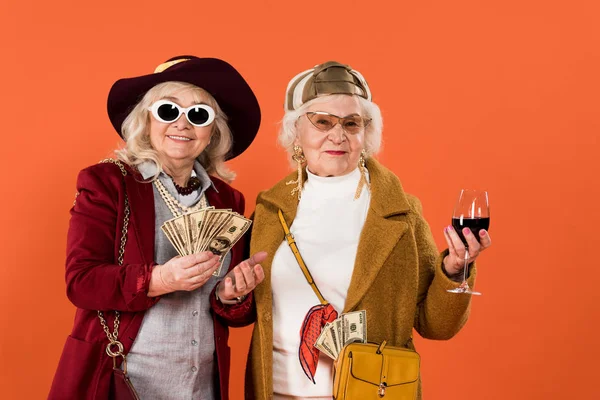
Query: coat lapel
205 182 226 210
251 169 303 308
343 159 412 313
249 171 304 397
342 214 408 312
124 170 155 264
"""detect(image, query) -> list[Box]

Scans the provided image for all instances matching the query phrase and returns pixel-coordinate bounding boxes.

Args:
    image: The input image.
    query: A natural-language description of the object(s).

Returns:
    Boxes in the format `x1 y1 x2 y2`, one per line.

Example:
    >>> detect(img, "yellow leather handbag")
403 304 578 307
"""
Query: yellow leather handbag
333 340 420 400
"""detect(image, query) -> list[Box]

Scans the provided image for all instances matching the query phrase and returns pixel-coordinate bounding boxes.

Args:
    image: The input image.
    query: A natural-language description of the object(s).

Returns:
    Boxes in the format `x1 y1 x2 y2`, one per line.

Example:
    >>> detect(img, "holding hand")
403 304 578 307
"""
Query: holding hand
217 251 267 303
443 226 492 276
149 252 220 296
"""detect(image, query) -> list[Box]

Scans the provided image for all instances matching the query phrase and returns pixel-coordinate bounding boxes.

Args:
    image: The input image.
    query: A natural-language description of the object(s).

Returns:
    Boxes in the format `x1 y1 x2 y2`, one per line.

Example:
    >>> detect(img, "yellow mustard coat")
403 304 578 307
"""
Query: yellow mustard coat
246 158 476 399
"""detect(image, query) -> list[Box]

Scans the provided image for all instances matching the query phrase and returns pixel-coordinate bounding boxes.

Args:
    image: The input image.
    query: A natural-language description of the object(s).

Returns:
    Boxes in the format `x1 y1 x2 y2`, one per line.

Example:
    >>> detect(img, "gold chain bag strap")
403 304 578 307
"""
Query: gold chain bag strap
97 159 140 400
277 209 420 400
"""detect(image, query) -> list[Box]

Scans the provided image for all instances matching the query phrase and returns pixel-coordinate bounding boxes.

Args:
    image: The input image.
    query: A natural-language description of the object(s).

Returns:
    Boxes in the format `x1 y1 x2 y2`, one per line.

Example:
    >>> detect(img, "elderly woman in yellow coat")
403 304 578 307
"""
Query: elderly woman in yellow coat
246 61 492 400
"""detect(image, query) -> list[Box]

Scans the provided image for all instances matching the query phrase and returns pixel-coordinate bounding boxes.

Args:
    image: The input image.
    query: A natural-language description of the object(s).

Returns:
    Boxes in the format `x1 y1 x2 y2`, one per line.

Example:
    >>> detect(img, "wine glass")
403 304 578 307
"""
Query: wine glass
447 189 489 295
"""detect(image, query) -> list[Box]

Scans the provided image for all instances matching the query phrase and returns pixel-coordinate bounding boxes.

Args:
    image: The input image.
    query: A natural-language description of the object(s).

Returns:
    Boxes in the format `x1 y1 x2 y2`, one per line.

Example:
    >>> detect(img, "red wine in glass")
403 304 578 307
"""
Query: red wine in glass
451 217 490 245
447 190 489 295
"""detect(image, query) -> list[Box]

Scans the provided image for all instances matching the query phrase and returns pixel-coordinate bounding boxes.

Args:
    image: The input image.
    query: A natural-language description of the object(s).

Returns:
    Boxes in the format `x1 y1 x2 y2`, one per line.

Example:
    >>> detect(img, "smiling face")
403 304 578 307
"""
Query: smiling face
294 95 365 177
148 88 213 165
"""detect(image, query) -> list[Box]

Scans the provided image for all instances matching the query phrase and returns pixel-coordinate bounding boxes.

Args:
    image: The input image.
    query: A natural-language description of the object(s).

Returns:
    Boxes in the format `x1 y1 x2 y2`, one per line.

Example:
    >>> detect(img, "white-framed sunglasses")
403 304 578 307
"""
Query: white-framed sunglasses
148 100 216 127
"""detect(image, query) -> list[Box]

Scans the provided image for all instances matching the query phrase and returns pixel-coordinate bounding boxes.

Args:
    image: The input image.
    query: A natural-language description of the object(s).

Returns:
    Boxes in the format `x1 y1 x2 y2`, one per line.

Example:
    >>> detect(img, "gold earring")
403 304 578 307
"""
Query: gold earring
286 145 306 201
355 149 370 200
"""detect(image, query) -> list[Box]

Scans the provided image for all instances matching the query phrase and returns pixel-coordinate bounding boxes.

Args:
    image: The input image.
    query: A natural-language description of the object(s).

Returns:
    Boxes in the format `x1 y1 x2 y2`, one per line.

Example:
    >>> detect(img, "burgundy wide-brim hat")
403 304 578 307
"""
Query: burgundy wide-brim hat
107 56 261 160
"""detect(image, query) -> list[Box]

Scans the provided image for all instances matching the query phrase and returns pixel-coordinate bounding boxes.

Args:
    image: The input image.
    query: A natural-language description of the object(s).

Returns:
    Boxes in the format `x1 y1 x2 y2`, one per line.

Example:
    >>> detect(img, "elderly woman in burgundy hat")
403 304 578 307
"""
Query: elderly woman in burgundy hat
49 56 265 400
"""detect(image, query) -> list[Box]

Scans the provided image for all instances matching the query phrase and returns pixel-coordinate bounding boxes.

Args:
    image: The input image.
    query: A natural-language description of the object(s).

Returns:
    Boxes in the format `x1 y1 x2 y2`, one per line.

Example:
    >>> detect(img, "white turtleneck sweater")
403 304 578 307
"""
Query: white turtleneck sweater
271 167 371 399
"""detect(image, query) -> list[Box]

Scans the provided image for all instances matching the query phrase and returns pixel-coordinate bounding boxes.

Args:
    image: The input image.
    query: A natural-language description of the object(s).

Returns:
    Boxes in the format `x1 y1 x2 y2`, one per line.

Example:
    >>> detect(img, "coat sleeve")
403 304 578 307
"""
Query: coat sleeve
210 189 257 327
211 291 256 327
65 165 159 312
410 196 476 340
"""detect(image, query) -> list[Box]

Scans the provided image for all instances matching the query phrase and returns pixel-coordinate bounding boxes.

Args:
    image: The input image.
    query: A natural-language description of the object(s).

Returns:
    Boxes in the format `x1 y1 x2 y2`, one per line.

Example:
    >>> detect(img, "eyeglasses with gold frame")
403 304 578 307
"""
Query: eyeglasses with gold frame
303 111 371 134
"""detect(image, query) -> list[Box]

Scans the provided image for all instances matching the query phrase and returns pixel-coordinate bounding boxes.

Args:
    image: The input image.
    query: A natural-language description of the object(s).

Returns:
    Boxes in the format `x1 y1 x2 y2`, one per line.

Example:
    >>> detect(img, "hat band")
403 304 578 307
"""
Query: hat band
154 58 191 73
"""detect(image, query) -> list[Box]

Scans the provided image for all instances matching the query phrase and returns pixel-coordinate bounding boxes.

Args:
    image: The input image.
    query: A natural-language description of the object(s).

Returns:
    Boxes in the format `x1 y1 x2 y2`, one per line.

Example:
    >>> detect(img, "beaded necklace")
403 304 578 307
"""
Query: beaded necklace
172 176 201 195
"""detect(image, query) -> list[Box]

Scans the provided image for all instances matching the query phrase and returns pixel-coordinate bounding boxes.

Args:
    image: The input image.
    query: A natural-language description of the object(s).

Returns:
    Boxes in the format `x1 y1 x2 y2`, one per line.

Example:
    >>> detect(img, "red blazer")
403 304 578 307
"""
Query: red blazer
49 162 255 400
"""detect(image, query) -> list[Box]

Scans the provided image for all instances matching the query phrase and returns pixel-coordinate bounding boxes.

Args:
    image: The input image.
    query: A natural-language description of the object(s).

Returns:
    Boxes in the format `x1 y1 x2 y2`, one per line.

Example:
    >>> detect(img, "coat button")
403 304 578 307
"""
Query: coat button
192 310 199 316
191 366 198 372
191 340 198 346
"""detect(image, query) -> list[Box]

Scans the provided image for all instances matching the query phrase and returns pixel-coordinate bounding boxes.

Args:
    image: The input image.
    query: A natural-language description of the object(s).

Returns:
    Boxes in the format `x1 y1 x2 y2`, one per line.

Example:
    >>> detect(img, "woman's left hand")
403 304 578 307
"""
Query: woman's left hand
217 251 267 302
443 226 492 275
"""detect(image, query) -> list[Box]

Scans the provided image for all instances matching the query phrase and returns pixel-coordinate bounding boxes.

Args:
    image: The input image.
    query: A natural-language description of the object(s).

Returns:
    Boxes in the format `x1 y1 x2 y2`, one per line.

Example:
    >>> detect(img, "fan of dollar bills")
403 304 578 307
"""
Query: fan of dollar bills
160 207 252 277
315 310 367 360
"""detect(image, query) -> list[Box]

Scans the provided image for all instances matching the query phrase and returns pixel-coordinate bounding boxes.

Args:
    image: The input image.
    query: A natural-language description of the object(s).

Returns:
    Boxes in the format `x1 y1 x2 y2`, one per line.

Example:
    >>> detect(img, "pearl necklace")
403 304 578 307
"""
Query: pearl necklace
153 178 209 218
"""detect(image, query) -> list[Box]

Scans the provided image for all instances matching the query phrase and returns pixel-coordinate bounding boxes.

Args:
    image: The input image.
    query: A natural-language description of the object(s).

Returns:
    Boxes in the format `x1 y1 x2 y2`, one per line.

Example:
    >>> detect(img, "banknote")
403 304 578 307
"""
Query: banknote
315 322 337 360
342 310 367 347
186 207 214 253
332 318 343 355
314 310 367 360
161 208 252 276
160 222 184 255
161 221 186 255
207 214 251 276
200 212 234 253
171 215 191 255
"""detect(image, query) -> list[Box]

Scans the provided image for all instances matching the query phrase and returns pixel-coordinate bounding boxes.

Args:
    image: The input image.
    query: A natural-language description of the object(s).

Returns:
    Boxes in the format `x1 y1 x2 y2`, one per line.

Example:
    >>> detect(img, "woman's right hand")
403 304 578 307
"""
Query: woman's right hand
148 252 220 297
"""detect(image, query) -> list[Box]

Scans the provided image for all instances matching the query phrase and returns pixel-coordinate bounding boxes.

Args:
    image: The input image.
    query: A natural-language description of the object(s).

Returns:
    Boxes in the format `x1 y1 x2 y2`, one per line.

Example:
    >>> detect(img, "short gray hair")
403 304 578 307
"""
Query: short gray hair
115 81 235 182
278 94 383 166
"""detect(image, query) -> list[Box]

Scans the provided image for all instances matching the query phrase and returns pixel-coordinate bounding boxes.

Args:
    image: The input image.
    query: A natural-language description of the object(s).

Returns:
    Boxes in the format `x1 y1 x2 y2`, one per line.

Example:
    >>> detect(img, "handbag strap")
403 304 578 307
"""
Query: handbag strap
97 159 130 370
277 209 328 305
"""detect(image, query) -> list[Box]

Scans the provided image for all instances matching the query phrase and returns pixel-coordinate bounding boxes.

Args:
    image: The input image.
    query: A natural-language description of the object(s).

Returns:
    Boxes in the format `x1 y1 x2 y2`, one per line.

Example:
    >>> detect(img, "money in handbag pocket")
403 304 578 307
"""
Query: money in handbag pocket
314 310 367 360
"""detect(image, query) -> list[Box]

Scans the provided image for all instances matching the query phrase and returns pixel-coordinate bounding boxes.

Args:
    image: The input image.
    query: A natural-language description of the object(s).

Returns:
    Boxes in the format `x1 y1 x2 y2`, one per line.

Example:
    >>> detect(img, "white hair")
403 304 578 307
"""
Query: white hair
278 94 383 166
115 81 235 182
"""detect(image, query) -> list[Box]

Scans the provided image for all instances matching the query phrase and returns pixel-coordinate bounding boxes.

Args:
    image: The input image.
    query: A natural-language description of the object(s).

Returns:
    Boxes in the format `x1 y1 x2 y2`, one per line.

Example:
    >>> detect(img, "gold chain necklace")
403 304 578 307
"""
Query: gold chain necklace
153 178 209 217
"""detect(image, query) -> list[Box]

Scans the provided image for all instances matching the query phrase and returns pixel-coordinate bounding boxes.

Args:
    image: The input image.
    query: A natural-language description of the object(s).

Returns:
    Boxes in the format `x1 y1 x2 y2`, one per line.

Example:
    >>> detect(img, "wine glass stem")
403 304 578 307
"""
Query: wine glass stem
463 249 469 284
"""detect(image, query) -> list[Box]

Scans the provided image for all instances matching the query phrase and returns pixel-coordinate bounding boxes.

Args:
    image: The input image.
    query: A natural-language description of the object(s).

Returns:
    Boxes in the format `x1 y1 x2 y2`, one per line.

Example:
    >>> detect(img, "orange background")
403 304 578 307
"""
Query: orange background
1 0 599 399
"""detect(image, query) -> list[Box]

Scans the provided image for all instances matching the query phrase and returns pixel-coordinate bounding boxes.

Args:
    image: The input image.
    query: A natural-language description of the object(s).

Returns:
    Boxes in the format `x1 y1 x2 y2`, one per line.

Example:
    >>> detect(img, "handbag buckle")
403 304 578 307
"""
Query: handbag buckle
378 382 387 397
376 340 387 354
